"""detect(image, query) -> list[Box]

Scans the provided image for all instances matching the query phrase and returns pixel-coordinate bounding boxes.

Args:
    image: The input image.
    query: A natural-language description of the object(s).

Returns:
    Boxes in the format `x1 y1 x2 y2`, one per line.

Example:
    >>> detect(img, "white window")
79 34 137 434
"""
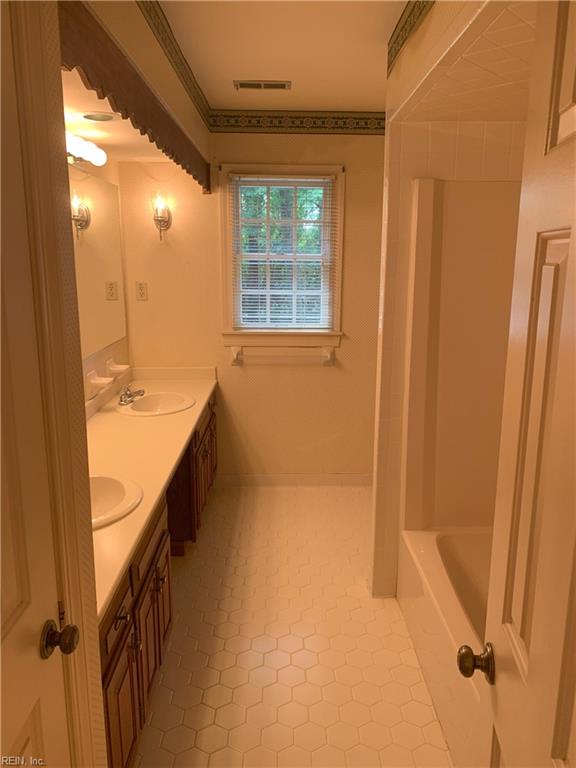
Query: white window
221 165 344 351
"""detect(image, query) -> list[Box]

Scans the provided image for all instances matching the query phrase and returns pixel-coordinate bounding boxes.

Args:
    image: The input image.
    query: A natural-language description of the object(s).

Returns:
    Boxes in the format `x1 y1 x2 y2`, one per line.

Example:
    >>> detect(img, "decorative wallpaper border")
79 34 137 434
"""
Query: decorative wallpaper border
137 0 386 135
137 0 211 124
208 111 386 135
388 0 435 73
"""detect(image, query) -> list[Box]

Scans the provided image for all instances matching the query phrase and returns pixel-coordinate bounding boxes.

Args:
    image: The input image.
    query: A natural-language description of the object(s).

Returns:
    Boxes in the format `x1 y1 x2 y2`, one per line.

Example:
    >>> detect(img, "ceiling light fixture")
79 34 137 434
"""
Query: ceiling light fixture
65 131 108 167
83 111 119 122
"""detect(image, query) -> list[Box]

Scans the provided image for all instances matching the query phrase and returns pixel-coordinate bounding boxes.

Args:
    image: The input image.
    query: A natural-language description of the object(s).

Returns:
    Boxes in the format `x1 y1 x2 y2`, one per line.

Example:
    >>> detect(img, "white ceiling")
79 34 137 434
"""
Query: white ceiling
160 1 404 112
61 69 165 162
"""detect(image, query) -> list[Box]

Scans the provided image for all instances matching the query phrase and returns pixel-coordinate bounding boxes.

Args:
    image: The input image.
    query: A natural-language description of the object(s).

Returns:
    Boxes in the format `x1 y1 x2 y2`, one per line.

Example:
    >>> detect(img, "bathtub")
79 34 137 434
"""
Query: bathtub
398 528 494 767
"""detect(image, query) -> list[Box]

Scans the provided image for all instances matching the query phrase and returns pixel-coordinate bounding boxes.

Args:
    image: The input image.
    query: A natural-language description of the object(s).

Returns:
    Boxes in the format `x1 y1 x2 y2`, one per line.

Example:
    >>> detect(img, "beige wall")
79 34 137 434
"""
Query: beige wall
118 133 384 480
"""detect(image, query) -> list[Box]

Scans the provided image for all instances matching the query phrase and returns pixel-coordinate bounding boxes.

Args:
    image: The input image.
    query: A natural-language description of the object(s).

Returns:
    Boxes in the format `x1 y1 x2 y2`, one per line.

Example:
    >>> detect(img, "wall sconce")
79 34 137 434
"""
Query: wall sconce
71 193 91 239
153 194 172 240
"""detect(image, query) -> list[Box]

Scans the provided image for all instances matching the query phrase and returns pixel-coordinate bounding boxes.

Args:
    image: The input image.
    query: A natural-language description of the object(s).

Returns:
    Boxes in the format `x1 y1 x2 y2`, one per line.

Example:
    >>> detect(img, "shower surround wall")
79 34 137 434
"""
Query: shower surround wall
117 133 384 483
405 177 520 531
372 119 525 592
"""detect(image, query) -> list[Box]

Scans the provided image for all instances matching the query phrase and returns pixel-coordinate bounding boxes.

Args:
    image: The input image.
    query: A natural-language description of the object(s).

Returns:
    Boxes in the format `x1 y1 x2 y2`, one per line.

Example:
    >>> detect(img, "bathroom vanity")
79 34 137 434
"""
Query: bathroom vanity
87 377 217 768
167 392 217 554
99 499 171 768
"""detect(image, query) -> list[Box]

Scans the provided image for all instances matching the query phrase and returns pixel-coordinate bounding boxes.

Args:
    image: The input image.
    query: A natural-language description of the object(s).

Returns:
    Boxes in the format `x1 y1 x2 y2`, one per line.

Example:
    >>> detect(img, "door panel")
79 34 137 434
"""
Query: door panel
1 5 71 762
486 3 575 765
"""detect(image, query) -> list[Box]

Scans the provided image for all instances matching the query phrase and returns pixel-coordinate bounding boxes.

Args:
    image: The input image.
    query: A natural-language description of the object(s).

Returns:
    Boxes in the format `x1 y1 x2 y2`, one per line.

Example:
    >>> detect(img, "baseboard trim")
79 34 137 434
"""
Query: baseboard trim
214 473 372 488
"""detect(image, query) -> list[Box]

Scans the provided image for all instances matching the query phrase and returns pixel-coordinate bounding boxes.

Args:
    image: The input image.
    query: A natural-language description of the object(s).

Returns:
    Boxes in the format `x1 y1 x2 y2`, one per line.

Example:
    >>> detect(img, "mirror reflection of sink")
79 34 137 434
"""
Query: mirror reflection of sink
90 475 143 530
116 392 195 417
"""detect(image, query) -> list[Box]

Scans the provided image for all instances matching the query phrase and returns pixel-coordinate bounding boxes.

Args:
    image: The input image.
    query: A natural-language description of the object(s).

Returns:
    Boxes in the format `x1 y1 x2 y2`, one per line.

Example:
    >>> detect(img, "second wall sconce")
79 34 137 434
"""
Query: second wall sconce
71 193 91 239
153 193 172 240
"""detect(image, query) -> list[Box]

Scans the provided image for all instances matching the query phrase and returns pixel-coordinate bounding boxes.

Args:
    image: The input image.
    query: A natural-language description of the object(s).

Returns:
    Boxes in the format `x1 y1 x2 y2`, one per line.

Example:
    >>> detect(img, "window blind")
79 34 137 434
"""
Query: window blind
228 174 341 330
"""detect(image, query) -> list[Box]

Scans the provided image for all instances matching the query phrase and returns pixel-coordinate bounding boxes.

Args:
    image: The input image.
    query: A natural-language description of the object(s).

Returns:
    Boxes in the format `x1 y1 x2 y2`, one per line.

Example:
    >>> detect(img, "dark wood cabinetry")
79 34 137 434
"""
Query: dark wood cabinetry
100 392 216 765
134 565 160 724
103 624 140 768
168 395 217 554
155 534 172 650
166 447 194 552
101 504 172 768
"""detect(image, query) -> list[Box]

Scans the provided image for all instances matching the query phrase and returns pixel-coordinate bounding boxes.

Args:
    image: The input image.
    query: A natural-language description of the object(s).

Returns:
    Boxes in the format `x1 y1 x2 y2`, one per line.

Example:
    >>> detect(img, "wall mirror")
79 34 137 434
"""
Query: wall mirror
68 165 127 359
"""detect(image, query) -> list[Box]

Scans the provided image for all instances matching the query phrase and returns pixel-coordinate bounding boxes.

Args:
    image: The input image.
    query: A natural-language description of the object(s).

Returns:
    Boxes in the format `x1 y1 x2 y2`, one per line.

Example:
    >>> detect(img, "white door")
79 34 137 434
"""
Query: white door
2 4 73 763
485 2 576 765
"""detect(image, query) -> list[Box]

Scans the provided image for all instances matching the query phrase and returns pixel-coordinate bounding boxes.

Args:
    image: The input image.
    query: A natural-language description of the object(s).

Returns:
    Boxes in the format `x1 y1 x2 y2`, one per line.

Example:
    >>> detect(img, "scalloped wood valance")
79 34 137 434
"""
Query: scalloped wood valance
58 1 211 192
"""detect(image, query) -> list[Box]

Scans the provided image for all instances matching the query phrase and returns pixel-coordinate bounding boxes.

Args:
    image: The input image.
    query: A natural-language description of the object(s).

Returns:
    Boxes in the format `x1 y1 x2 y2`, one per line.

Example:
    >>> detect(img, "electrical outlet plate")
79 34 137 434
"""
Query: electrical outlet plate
105 281 118 301
135 281 148 301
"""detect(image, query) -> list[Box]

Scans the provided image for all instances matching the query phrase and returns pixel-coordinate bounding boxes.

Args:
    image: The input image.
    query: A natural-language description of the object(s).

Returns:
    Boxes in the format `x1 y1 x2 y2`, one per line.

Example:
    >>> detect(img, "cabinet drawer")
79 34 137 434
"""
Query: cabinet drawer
130 502 167 595
99 573 133 672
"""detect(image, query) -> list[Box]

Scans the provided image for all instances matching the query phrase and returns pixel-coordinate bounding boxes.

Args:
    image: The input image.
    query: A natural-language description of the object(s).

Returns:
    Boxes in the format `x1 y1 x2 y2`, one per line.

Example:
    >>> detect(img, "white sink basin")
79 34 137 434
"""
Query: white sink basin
116 392 195 416
90 475 143 530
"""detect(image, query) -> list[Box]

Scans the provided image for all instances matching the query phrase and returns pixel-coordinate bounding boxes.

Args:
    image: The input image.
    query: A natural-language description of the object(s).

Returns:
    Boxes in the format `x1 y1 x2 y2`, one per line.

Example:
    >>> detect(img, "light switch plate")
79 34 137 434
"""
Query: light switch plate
135 281 148 301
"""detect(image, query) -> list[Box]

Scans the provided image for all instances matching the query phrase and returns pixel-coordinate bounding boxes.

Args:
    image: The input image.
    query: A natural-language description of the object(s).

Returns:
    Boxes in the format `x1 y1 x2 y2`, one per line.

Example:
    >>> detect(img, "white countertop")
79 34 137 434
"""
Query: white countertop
87 378 217 619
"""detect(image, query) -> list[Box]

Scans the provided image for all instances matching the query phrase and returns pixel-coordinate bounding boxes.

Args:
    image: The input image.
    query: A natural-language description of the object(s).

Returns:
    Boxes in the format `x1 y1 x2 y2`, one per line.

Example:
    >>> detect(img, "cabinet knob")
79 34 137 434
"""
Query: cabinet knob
156 575 167 593
40 619 80 659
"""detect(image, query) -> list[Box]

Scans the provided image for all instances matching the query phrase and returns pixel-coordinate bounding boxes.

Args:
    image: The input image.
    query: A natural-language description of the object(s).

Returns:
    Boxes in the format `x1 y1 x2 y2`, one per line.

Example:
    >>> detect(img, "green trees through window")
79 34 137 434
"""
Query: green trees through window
235 182 330 328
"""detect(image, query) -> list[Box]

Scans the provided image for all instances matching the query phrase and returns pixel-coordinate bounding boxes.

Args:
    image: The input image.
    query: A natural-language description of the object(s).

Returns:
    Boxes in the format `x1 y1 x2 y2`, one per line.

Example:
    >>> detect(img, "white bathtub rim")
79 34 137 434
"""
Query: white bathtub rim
401 527 491 702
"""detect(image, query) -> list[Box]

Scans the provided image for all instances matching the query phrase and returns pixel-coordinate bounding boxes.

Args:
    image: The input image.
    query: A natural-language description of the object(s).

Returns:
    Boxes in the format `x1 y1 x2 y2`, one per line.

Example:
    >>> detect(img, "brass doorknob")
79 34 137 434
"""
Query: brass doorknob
457 642 495 685
40 619 80 659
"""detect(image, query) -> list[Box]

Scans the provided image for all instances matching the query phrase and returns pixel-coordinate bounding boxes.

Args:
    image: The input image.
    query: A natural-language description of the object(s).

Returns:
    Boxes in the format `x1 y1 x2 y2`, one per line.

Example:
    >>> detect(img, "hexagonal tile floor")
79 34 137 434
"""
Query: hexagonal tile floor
134 486 451 767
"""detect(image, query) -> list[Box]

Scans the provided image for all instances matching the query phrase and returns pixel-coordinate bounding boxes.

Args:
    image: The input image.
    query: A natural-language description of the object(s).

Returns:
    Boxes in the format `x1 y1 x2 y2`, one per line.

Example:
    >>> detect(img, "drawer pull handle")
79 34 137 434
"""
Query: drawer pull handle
156 575 167 593
113 607 130 631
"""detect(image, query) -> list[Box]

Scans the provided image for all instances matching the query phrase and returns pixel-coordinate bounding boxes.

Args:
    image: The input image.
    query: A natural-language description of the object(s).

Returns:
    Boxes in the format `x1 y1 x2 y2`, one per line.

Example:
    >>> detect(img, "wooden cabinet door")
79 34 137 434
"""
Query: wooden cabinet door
189 441 200 537
134 566 160 724
209 412 217 483
194 432 209 528
155 533 172 658
103 627 140 768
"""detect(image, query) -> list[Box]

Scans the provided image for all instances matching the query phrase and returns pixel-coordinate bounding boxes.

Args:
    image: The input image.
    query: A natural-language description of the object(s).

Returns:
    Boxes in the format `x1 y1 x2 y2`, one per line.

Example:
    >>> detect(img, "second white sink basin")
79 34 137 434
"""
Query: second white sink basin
90 475 143 530
117 392 195 416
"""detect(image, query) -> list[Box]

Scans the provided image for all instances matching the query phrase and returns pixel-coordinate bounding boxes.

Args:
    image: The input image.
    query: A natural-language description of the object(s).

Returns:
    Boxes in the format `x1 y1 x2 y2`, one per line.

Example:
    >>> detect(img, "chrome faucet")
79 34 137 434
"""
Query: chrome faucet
118 384 145 406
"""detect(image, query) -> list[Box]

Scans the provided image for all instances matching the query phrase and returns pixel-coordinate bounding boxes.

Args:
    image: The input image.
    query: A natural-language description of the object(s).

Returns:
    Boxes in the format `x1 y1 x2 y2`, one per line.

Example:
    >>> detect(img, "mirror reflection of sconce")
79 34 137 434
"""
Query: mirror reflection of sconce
71 193 91 239
153 194 172 240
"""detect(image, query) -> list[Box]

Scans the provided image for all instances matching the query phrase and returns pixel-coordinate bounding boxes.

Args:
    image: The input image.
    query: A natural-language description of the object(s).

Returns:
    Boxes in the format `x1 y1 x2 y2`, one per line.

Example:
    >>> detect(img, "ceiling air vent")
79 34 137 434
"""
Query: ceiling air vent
233 80 292 91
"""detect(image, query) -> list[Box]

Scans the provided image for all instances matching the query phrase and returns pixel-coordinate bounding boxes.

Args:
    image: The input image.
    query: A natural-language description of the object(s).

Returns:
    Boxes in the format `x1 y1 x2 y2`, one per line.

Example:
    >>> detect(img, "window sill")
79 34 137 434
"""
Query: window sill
222 331 342 366
222 330 343 348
